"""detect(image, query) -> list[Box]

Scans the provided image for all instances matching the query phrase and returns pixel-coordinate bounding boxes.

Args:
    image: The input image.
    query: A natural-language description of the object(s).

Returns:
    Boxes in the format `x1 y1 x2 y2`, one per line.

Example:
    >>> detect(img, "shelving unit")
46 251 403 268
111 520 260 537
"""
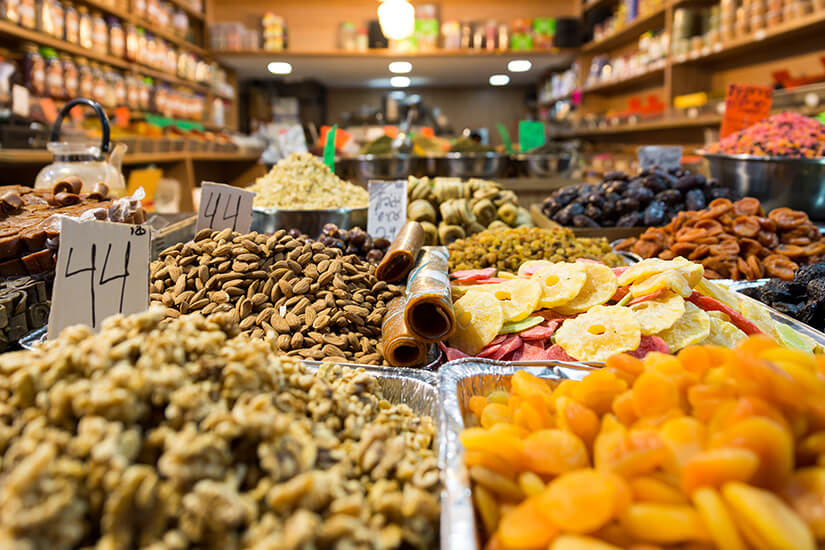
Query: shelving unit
581 6 668 53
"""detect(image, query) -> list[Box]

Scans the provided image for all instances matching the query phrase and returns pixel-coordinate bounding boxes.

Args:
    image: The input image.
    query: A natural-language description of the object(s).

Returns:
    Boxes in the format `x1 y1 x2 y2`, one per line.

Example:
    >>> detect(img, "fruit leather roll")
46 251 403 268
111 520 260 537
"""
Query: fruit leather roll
381 296 428 367
404 246 455 342
375 221 425 282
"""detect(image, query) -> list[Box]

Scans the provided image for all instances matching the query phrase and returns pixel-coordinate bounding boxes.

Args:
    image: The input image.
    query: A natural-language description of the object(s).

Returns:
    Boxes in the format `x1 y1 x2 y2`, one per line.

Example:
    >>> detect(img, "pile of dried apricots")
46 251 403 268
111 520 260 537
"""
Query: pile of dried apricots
461 337 825 549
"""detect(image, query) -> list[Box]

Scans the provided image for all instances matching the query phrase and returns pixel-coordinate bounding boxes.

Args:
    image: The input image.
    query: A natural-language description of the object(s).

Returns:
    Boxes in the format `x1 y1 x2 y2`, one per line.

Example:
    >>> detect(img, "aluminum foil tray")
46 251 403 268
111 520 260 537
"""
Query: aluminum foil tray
437 359 598 550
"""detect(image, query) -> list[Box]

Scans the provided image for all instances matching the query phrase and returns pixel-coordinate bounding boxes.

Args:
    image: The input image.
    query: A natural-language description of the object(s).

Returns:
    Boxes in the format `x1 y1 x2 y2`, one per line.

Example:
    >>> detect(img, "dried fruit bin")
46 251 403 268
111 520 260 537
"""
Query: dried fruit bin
437 359 596 550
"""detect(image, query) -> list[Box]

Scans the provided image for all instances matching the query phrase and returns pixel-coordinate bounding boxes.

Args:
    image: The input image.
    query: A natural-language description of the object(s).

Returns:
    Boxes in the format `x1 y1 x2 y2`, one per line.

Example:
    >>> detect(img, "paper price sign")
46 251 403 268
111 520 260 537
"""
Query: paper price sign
368 180 408 241
196 181 255 234
720 84 773 139
48 218 151 338
638 145 683 171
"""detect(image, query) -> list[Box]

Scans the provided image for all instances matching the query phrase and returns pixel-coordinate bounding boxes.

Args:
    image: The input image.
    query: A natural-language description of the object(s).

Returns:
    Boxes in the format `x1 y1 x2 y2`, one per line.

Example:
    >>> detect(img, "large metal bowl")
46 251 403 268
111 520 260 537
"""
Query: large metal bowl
336 154 425 184
703 153 825 220
512 152 574 177
251 206 368 238
434 152 510 178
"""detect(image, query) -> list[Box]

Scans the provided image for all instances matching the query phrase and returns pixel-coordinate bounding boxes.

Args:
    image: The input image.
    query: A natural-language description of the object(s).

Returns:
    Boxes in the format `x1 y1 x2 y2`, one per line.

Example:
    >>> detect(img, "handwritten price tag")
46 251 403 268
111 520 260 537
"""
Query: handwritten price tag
638 146 683 171
48 218 151 338
196 181 255 234
368 180 408 241
720 84 773 139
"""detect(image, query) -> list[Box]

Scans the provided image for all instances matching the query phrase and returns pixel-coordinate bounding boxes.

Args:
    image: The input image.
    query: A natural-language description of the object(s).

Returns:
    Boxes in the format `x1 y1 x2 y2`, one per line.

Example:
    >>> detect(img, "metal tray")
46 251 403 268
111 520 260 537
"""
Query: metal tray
19 325 46 350
438 359 598 550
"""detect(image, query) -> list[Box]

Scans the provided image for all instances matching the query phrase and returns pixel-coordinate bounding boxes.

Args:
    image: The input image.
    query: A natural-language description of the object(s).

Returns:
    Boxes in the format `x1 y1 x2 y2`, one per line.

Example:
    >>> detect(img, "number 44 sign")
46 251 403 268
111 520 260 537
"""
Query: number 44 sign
196 181 255 233
48 218 151 338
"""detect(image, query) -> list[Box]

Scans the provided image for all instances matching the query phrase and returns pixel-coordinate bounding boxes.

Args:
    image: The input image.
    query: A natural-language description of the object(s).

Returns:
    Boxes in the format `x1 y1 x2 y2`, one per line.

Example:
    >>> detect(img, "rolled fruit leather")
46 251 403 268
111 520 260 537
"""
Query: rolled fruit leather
375 221 425 282
404 246 455 342
381 295 428 367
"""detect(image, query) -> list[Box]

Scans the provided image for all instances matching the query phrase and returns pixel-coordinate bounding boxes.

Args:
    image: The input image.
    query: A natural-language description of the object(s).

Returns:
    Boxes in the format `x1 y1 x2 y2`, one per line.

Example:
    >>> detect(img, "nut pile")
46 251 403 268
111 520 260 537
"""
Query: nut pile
541 167 735 228
705 111 825 158
741 262 825 330
150 228 404 365
250 152 369 210
407 176 532 246
447 227 622 272
616 197 825 280
0 308 440 549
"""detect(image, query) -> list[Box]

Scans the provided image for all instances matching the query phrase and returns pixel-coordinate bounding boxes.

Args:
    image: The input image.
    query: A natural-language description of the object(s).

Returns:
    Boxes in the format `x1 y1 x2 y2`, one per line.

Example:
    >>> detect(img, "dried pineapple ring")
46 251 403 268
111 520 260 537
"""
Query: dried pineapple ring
630 291 686 335
630 270 693 298
618 257 702 287
449 291 504 355
518 260 555 277
701 316 747 348
555 263 618 315
555 305 641 361
531 263 588 309
656 302 711 352
470 279 542 323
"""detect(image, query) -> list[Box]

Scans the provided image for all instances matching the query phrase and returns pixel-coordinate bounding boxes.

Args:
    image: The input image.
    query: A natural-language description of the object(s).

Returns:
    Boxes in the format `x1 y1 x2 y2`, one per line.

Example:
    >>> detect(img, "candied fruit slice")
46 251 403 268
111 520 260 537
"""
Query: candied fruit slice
540 469 619 534
450 291 504 355
531 262 588 309
691 487 747 550
473 278 542 323
555 262 618 315
619 503 710 544
682 448 760 494
555 305 641 362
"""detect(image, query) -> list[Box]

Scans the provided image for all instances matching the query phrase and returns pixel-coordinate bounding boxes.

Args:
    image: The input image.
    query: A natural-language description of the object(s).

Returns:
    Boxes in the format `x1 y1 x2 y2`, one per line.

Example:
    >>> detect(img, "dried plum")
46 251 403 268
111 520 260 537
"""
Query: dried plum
616 198 640 215
554 202 585 225
643 174 669 193
655 189 682 205
709 187 736 200
585 193 604 209
643 200 667 226
685 188 707 211
627 186 655 204
795 263 825 285
616 212 642 227
807 278 825 303
584 204 602 220
604 170 628 181
674 174 700 193
572 214 600 228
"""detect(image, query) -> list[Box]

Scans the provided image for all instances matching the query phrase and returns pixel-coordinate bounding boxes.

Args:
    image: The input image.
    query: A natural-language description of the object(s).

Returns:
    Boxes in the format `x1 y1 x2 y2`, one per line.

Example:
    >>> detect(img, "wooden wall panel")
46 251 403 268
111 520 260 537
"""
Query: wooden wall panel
709 48 825 93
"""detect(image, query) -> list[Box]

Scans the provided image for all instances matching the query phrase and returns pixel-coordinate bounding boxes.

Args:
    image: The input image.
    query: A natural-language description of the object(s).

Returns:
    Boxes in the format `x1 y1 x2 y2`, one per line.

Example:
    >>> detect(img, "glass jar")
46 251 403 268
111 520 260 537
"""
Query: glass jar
112 71 125 105
23 44 45 96
125 24 138 61
37 0 59 36
172 8 187 37
138 77 151 110
165 44 176 75
109 17 125 58
91 11 107 54
78 6 92 49
102 67 116 108
125 73 138 106
2 0 21 23
43 48 63 98
134 0 145 17
77 57 92 98
64 1 78 43
61 54 78 97
90 63 105 105
19 0 35 28
154 83 167 115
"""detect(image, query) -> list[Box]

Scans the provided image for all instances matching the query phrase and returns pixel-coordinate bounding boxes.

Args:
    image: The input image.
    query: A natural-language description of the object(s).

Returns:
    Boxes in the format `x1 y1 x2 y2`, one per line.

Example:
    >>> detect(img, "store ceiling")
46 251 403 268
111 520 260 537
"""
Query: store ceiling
214 50 576 87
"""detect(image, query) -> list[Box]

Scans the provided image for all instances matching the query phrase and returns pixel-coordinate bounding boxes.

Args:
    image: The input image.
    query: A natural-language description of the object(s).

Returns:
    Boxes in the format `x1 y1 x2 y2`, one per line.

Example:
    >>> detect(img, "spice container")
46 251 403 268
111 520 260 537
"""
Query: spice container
23 44 45 97
112 71 125 105
91 11 108 54
134 0 145 17
125 72 138 106
172 7 187 37
19 0 35 28
61 54 78 98
64 1 78 42
37 0 62 37
2 0 21 23
125 23 138 61
109 17 125 58
78 5 92 48
138 76 151 110
90 62 105 105
77 57 92 98
43 48 63 98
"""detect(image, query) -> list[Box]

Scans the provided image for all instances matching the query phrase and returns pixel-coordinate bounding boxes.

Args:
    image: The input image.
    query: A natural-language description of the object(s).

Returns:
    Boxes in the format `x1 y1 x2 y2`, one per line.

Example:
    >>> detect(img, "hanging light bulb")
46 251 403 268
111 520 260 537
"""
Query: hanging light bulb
378 0 415 40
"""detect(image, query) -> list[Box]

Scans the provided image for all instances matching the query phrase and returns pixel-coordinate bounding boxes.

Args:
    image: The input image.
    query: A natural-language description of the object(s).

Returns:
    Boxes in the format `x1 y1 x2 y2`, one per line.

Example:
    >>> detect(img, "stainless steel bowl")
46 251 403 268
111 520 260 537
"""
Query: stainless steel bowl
336 154 425 184
434 152 510 178
251 206 368 238
703 153 825 220
512 152 573 177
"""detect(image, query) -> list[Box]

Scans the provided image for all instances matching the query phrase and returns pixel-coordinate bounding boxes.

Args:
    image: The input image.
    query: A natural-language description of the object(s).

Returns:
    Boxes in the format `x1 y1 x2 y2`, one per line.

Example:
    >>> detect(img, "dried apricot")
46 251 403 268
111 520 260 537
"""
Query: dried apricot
722 481 815 550
708 396 789 435
498 495 559 549
659 416 706 474
460 427 526 468
523 429 589 475
632 370 682 418
782 467 825 538
470 465 525 501
549 535 622 550
619 503 710 544
572 369 628 415
510 369 554 408
513 399 551 432
487 389 509 404
681 448 760 494
540 469 620 534
465 450 517 478
630 476 689 505
488 422 530 440
677 345 715 378
481 403 511 428
798 431 825 463
687 383 737 423
711 417 794 489
556 395 601 448
517 471 546 497
605 353 645 377
612 390 639 426
469 395 489 418
691 487 747 550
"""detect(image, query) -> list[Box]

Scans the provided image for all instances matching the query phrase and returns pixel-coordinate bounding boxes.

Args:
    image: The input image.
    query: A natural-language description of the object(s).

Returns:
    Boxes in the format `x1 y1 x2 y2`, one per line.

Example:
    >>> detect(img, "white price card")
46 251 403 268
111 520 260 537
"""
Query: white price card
196 181 256 234
368 180 408 241
48 218 151 338
637 145 683 171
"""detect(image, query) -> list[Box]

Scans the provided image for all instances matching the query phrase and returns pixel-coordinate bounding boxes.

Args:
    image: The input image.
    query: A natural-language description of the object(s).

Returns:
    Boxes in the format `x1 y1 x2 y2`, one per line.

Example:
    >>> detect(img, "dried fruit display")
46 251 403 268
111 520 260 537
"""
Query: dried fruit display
441 257 823 363
741 262 825 331
705 112 825 158
407 176 531 245
0 276 50 351
616 198 825 280
150 228 404 365
541 167 734 229
447 226 622 273
461 338 825 549
0 308 440 549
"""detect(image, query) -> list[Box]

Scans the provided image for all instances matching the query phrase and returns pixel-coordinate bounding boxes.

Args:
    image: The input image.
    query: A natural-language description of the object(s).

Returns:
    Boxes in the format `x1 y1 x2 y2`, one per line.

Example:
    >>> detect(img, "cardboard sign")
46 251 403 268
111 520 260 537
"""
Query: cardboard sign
196 182 255 233
720 84 773 138
519 120 546 153
48 218 151 338
11 84 29 117
638 146 683 171
368 180 408 241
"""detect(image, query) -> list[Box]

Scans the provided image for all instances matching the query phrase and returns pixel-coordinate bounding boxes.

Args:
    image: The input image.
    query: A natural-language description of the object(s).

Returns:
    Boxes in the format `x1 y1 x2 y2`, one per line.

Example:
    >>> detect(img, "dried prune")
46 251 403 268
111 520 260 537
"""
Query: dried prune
709 187 736 200
628 186 655 205
617 212 642 227
796 263 825 285
656 189 682 205
584 205 602 220
585 193 605 209
674 174 700 193
616 198 640 215
643 201 667 226
555 203 585 225
644 174 669 193
605 170 628 181
573 214 600 228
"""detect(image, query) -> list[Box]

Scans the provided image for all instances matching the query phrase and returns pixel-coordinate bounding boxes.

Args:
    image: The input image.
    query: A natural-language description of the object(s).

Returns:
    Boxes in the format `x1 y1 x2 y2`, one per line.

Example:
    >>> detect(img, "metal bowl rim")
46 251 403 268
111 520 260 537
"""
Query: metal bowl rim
701 152 825 165
441 151 507 159
512 152 572 160
252 206 369 215
343 153 418 161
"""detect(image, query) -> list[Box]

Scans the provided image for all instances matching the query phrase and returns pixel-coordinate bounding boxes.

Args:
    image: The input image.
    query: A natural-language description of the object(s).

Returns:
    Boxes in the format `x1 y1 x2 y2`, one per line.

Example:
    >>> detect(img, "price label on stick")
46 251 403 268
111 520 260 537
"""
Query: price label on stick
720 84 773 139
48 218 151 338
368 180 408 241
196 181 255 233
638 145 683 171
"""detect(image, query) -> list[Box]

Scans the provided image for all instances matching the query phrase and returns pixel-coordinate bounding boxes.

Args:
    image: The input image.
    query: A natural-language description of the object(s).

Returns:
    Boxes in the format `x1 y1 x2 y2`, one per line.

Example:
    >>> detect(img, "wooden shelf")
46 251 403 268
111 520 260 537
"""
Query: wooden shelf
166 0 205 22
0 149 261 165
582 0 618 13
583 64 666 94
581 7 668 53
133 17 207 56
569 115 721 136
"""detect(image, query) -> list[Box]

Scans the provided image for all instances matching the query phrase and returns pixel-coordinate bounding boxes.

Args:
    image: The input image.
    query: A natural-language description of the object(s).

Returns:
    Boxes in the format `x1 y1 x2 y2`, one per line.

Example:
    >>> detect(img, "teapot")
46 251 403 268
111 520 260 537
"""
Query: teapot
35 98 127 196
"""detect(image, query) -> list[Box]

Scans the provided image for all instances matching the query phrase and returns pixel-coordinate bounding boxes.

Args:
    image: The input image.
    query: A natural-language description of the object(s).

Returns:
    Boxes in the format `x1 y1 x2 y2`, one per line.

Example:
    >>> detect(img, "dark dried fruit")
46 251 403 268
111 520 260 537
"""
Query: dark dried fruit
643 201 667 226
685 188 706 211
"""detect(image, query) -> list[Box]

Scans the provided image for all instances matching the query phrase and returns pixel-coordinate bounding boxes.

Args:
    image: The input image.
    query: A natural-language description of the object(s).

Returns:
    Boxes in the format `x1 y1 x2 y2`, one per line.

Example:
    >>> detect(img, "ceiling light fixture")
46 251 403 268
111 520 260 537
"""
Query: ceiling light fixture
390 76 411 88
489 74 510 86
378 0 415 40
389 61 413 73
267 61 292 75
507 59 532 72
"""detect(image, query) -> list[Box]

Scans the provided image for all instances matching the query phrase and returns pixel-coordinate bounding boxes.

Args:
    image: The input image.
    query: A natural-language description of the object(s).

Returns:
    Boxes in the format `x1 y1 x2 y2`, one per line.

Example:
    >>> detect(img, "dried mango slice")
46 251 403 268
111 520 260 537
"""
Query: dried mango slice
656 302 711 352
449 291 504 355
470 278 541 323
555 305 641 362
530 262 588 309
630 290 686 335
555 263 618 315
692 487 747 550
701 315 748 348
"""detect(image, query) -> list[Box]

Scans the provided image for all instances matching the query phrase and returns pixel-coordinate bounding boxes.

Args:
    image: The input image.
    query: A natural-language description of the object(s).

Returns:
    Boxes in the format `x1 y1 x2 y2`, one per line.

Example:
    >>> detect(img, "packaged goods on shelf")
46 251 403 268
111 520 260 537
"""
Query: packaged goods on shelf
616 197 825 280
0 307 440 549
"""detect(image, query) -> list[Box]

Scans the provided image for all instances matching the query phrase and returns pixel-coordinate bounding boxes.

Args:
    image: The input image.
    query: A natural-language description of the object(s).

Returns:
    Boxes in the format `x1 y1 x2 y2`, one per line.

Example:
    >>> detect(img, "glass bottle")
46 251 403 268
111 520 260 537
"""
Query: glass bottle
64 1 78 43
23 43 45 96
62 54 78 98
91 10 107 54
78 5 92 49
109 17 125 58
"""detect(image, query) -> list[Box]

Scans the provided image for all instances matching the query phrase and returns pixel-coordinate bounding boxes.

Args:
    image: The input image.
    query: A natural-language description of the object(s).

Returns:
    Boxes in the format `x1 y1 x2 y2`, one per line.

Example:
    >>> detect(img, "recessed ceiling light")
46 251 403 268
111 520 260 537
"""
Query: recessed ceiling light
389 61 412 74
391 76 411 87
507 59 532 72
267 61 292 75
489 74 510 86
